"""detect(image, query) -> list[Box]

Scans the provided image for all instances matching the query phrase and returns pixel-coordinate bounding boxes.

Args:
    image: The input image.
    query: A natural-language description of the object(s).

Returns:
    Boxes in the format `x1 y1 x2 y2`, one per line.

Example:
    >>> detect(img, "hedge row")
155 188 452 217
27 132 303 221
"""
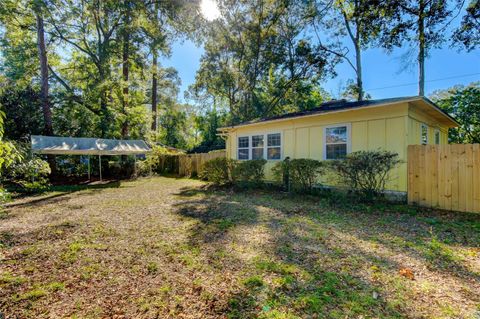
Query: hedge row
199 150 401 201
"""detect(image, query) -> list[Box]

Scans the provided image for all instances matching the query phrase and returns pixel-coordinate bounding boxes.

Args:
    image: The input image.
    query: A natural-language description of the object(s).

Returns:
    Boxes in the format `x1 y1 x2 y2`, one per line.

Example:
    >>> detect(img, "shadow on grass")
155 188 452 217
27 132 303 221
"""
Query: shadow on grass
173 187 259 246
171 187 404 318
5 181 121 209
250 191 480 282
172 185 480 318
0 220 78 250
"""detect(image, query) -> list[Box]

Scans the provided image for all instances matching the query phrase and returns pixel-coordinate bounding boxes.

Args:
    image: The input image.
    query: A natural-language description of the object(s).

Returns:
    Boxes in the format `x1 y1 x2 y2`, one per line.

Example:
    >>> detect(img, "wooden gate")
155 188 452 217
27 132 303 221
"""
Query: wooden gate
408 144 480 212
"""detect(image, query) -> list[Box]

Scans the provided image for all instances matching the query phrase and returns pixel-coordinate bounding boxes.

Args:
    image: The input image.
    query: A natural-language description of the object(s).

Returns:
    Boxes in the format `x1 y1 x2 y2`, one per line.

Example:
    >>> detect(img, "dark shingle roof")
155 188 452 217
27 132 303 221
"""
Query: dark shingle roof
219 96 457 129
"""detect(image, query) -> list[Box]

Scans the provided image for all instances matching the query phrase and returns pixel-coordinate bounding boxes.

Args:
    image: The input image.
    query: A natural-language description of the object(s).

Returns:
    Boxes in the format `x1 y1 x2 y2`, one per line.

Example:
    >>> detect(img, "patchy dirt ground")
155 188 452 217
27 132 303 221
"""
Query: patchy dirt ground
1 177 479 318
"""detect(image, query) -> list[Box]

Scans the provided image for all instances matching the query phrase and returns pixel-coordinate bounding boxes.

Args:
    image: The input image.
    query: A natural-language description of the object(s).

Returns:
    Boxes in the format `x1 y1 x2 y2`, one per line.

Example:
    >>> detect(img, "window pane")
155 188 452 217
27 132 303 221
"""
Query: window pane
238 149 249 160
252 148 264 159
267 147 281 160
238 136 249 148
435 131 440 145
326 144 347 160
421 125 428 145
326 126 347 143
268 133 281 147
252 135 264 148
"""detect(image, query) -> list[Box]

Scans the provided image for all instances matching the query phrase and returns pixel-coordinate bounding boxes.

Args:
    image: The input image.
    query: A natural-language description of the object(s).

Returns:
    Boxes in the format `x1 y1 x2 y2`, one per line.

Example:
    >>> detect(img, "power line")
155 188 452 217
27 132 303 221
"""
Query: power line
366 73 480 91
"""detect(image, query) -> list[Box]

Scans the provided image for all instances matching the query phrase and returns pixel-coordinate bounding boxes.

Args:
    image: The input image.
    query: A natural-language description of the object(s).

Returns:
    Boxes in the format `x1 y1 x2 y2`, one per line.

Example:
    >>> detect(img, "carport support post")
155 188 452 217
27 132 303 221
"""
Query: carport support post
87 156 91 180
134 155 137 177
99 155 102 181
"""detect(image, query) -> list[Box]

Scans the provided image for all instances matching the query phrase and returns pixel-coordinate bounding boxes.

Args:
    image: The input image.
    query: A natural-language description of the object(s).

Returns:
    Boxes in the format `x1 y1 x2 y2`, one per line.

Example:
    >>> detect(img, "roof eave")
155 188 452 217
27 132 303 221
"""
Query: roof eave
419 96 460 128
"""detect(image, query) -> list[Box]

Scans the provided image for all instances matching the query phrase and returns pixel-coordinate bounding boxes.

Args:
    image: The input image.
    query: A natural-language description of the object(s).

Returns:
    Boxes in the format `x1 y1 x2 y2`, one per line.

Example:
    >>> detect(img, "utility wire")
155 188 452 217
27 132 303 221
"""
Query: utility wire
366 73 480 91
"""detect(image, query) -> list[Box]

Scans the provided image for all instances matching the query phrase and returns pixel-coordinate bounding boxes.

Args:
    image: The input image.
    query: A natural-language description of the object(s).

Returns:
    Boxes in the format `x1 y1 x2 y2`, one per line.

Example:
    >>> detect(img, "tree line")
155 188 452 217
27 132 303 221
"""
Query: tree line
0 0 478 151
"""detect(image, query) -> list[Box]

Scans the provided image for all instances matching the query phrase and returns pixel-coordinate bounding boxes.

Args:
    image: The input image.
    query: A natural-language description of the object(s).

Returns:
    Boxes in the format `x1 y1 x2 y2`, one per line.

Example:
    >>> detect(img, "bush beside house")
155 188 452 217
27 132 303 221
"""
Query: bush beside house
200 150 401 202
198 157 236 185
332 150 401 201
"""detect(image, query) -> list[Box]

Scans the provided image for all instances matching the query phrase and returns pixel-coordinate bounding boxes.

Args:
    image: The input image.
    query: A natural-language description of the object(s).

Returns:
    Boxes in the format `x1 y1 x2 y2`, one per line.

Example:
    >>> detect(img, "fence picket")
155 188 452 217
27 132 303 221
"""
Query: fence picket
155 151 225 178
473 144 480 212
408 144 480 213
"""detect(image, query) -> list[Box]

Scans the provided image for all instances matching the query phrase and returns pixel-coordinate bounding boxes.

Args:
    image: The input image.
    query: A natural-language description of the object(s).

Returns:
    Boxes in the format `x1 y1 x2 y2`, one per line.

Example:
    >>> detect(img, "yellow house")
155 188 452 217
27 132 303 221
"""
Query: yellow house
218 96 459 193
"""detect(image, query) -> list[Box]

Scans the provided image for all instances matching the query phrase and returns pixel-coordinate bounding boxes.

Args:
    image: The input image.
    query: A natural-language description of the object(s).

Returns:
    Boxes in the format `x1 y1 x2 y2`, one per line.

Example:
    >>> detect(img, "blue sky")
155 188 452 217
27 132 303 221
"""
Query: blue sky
161 29 480 103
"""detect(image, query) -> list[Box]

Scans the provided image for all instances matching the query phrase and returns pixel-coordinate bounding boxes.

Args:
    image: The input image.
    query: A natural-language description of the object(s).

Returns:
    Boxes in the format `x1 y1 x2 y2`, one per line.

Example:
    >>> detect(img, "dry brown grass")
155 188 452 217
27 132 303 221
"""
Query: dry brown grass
0 176 479 318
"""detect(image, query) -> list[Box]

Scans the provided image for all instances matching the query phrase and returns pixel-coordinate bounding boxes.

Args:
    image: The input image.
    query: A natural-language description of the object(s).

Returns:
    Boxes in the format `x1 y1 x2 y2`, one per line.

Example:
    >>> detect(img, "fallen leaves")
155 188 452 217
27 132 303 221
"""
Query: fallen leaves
399 267 415 280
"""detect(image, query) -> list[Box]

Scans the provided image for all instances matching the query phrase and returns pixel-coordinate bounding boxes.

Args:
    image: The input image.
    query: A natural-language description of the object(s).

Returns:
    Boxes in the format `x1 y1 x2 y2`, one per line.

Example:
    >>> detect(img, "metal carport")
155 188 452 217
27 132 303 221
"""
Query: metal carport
31 135 151 180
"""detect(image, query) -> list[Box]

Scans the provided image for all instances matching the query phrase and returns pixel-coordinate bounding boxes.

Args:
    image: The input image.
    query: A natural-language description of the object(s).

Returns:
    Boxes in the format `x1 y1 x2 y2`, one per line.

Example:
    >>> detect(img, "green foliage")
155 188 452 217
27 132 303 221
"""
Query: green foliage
190 1 334 124
0 142 50 193
0 188 11 203
0 140 20 174
147 262 159 274
190 109 227 153
143 145 178 175
8 157 51 192
242 275 264 288
380 0 464 61
232 159 267 187
331 150 401 201
199 157 236 185
289 159 326 193
273 158 325 193
452 0 480 52
157 103 190 150
432 83 480 143
0 84 44 140
272 158 291 191
320 0 393 100
0 0 201 142
200 158 267 187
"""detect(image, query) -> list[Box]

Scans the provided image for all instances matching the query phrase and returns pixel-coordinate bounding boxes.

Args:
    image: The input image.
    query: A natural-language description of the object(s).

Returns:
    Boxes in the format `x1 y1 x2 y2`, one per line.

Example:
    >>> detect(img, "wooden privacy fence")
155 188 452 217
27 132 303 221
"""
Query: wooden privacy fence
408 144 480 212
177 150 226 177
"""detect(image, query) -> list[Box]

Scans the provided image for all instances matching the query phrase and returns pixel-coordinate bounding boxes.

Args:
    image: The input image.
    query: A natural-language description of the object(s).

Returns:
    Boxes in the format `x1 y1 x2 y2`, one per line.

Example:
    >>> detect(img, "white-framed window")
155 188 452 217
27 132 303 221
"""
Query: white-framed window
236 132 282 160
267 133 281 160
252 135 264 159
238 136 249 160
434 129 440 145
324 124 351 160
421 124 428 145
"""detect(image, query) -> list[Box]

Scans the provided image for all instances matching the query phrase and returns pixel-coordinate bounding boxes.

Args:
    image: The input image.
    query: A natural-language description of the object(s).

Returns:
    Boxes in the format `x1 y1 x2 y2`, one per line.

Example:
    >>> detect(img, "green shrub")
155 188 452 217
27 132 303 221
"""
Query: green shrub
144 145 181 175
0 187 10 203
273 158 325 193
272 157 291 190
199 157 236 185
331 150 401 202
289 159 326 193
232 159 267 187
136 160 152 177
2 143 51 193
9 157 51 189
56 156 89 177
0 140 20 172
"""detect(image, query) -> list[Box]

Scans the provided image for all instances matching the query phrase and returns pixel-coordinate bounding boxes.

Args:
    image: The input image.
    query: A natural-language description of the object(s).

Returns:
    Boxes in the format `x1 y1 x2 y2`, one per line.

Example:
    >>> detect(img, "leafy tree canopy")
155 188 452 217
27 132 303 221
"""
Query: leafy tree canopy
431 82 480 143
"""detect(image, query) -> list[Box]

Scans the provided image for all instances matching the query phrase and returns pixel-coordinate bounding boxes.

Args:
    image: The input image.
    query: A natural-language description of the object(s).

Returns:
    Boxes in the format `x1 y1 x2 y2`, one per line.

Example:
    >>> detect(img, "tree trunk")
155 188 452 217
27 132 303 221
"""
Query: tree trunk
36 13 53 136
355 41 363 101
418 0 425 96
121 0 131 138
100 86 109 138
342 5 364 102
36 12 56 175
151 50 158 131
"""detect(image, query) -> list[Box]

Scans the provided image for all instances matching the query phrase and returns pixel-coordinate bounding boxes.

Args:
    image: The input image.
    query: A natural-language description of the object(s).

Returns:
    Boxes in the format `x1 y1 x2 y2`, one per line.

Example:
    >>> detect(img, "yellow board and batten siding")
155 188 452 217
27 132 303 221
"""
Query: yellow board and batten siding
225 101 451 192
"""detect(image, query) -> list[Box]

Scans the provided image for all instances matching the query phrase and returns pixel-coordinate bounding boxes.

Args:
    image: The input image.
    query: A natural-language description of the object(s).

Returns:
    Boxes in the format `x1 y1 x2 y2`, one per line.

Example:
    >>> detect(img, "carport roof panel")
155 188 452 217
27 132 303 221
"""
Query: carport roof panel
31 135 151 155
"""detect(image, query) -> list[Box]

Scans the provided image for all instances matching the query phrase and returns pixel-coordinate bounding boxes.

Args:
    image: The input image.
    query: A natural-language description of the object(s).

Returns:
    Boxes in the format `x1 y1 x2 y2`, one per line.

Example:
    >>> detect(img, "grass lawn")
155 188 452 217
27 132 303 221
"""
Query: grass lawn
1 177 479 318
